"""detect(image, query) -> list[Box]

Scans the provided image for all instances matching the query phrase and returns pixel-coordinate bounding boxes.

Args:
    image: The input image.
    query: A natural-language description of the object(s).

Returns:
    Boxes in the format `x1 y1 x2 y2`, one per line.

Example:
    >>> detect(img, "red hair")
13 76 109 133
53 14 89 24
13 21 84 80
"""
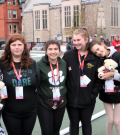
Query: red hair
0 33 33 70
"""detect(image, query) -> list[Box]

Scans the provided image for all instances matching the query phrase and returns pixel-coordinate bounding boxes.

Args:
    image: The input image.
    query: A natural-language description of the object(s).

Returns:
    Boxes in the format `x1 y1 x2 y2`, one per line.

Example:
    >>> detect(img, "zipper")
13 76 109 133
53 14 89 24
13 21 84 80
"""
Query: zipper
74 65 80 107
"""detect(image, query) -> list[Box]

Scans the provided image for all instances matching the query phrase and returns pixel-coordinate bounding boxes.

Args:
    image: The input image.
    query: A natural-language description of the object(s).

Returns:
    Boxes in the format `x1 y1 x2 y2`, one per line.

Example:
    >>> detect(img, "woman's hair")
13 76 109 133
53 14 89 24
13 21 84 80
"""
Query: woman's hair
73 27 90 51
45 39 60 52
0 33 33 70
89 40 107 51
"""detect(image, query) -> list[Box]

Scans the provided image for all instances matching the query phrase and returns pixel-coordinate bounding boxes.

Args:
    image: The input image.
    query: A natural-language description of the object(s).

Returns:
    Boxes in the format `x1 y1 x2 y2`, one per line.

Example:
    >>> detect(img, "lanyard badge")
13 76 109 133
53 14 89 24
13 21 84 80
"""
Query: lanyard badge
12 62 23 99
50 62 61 101
105 80 114 92
78 52 91 87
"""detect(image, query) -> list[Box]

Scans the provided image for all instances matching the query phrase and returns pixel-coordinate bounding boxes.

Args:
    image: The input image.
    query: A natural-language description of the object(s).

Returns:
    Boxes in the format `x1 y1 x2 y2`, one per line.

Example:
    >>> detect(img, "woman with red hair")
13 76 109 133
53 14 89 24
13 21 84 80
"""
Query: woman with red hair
1 34 40 135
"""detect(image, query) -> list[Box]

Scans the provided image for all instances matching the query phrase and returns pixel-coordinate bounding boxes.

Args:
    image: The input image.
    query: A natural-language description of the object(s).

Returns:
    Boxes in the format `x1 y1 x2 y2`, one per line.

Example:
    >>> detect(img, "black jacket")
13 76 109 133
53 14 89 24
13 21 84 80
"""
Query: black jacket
63 48 102 108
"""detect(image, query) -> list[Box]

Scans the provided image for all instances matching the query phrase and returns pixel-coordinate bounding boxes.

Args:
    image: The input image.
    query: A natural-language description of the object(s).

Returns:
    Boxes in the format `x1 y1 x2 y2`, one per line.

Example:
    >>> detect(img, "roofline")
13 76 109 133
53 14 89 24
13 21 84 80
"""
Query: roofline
33 3 51 7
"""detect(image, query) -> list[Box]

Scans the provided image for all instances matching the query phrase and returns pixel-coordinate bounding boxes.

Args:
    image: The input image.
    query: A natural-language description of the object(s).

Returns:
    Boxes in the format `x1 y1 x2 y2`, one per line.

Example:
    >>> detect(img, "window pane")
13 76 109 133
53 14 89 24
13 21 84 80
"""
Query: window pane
42 10 47 29
14 25 17 33
13 0 16 5
64 6 71 27
35 10 40 29
73 5 79 27
8 10 11 18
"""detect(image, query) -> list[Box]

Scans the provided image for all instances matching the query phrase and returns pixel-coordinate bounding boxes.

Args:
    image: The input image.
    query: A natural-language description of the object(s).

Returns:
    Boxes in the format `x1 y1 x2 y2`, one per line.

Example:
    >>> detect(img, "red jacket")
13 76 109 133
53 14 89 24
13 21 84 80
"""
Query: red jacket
111 39 120 52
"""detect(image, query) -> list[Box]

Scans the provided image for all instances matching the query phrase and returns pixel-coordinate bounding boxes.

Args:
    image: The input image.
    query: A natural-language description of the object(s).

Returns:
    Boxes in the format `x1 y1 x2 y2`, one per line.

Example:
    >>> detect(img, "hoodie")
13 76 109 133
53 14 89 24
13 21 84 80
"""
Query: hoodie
37 56 67 110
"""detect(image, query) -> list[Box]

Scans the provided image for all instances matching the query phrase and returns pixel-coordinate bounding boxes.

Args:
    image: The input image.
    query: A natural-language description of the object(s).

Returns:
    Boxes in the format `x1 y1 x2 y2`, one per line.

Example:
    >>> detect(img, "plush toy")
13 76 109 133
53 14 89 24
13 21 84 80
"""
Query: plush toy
98 59 118 80
0 81 5 109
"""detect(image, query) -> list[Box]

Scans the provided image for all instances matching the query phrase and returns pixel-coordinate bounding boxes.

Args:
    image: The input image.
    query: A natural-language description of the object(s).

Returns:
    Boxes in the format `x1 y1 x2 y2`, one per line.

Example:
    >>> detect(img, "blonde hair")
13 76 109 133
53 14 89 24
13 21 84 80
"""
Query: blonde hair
73 27 90 51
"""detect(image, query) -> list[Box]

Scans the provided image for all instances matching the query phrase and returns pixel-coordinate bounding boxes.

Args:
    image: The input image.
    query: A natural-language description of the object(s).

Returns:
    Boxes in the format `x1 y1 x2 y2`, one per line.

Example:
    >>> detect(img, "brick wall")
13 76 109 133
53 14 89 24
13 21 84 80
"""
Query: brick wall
0 0 22 41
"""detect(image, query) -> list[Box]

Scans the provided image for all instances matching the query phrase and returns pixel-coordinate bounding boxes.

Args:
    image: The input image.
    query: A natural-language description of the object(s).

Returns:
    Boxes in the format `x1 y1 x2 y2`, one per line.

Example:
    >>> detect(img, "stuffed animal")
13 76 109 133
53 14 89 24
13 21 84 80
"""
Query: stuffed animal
0 81 5 109
98 59 118 80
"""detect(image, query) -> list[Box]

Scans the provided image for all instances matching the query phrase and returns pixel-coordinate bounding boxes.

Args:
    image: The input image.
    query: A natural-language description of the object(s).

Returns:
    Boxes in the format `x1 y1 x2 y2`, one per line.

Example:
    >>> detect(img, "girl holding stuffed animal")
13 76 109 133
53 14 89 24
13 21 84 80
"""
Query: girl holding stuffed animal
63 28 102 135
0 34 40 135
89 40 120 135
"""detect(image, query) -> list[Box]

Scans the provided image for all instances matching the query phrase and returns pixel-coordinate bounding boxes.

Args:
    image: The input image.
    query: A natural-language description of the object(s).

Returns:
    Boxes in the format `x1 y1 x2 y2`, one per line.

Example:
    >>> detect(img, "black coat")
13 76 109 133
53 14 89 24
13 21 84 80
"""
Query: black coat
63 48 103 108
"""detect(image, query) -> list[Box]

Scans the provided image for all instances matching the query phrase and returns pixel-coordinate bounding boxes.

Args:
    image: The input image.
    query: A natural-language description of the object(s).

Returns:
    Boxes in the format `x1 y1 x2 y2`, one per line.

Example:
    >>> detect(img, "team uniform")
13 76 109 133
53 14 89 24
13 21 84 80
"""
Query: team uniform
37 56 67 135
63 48 102 135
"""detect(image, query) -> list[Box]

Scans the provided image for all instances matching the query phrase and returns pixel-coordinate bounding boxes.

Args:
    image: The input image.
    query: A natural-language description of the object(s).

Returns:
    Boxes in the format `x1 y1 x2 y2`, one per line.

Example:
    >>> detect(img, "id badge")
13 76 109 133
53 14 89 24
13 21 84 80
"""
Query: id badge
80 76 87 87
15 87 23 99
105 80 114 92
80 75 91 87
1 86 8 99
52 87 60 100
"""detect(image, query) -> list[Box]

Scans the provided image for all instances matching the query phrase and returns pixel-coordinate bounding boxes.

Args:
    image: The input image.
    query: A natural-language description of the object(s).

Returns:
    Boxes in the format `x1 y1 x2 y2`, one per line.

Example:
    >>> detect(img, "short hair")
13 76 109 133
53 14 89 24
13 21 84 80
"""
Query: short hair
45 39 60 52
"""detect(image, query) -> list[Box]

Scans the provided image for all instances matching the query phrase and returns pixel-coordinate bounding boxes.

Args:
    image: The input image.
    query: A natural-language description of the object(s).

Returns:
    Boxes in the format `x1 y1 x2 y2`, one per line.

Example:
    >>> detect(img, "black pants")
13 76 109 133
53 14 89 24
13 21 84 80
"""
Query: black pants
67 103 95 135
37 103 65 135
2 111 37 135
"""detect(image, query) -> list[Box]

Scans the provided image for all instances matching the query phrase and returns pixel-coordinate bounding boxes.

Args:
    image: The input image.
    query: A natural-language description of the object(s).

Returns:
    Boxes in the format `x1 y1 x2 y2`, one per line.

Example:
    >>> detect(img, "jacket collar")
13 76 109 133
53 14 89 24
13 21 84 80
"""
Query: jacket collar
74 48 96 61
41 56 62 66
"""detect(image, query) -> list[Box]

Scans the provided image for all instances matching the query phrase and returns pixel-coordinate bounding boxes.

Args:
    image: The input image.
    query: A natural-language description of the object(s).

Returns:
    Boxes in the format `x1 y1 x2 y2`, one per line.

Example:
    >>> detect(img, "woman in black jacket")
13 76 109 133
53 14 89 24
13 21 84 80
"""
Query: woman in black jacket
89 40 120 135
63 28 102 135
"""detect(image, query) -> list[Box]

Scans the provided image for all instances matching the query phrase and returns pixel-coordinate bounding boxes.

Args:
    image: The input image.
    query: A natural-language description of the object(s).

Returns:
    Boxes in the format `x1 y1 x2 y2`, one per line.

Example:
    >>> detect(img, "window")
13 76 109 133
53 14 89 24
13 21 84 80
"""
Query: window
35 10 40 29
42 10 47 29
36 38 40 42
8 10 11 19
66 37 69 42
111 36 115 41
111 0 118 27
73 5 79 27
8 2 11 5
14 25 17 33
13 10 17 19
9 25 12 35
64 6 71 27
21 12 23 19
13 0 16 5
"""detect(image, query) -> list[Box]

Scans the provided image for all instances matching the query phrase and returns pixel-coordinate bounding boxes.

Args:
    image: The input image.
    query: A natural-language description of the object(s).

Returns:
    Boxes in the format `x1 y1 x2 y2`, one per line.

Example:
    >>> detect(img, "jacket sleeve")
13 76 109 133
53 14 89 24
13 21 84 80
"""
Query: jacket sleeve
113 55 120 81
91 58 103 101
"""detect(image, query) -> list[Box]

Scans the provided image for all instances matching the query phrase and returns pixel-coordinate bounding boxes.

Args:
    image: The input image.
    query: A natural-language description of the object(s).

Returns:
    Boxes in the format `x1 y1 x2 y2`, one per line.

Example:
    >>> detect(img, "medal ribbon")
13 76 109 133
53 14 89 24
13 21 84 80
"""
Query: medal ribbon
78 51 88 75
12 62 21 85
50 61 59 86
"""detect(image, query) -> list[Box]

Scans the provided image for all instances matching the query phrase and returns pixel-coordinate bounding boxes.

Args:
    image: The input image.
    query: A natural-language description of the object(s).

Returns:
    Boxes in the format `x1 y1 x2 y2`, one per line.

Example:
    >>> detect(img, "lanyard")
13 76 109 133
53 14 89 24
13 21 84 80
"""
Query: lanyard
78 51 88 75
50 61 59 86
12 62 21 85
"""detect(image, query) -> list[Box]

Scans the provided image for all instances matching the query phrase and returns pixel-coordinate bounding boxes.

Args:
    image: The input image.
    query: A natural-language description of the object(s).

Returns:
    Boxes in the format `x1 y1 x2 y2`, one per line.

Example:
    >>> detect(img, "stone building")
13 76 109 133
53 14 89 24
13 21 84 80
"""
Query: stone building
22 0 120 42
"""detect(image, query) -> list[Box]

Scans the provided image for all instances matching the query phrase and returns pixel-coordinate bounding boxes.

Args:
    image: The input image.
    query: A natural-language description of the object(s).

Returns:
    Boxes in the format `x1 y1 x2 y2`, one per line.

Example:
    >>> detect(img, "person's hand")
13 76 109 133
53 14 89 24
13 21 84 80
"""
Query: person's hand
100 72 114 80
